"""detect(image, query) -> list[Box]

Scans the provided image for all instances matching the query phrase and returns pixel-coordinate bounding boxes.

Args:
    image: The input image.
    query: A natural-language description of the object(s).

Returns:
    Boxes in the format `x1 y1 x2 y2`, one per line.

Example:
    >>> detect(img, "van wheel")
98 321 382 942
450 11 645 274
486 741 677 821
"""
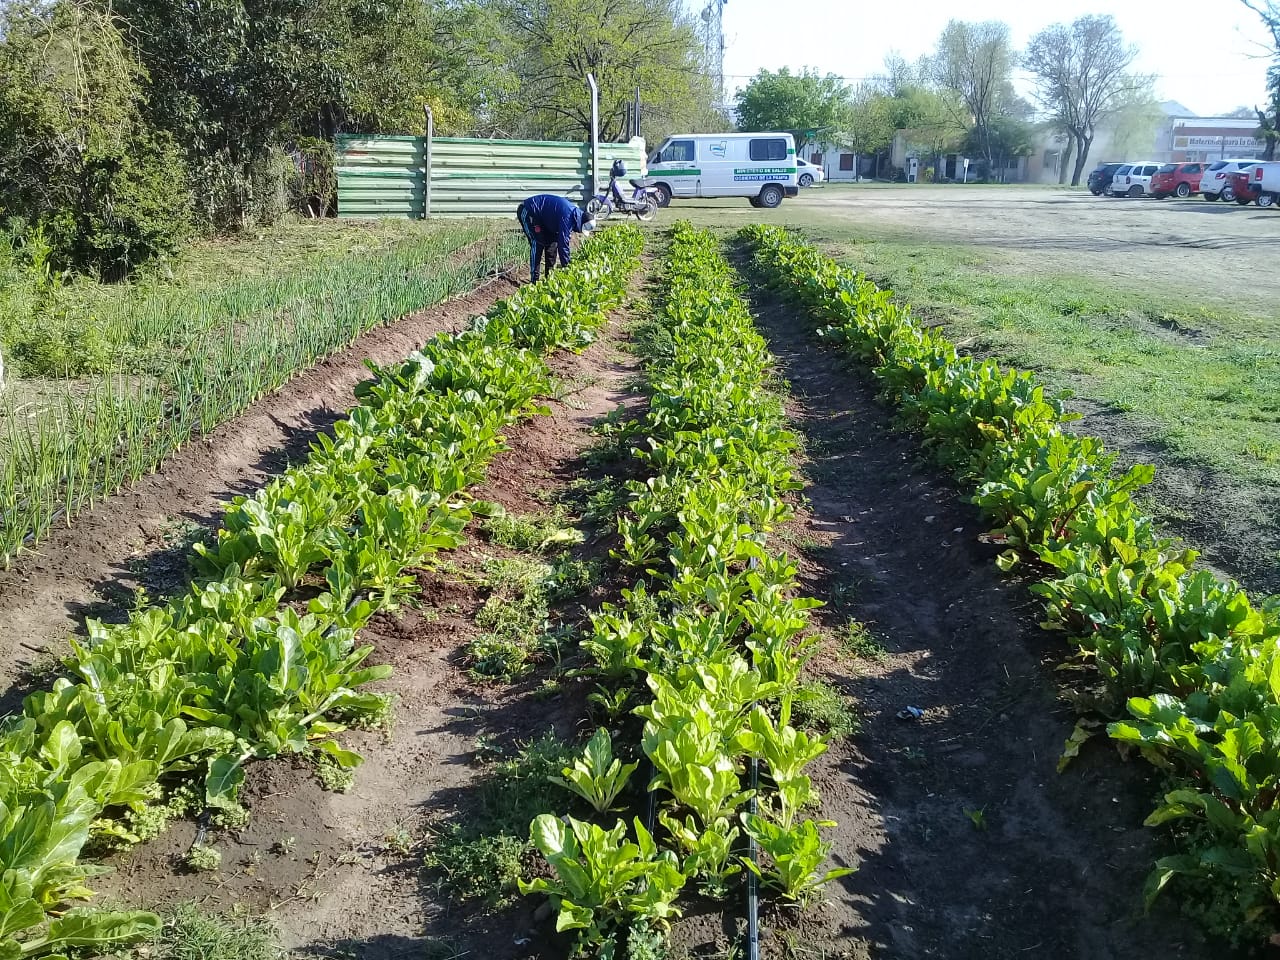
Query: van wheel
652 183 672 208
1175 182 1191 198
758 184 784 208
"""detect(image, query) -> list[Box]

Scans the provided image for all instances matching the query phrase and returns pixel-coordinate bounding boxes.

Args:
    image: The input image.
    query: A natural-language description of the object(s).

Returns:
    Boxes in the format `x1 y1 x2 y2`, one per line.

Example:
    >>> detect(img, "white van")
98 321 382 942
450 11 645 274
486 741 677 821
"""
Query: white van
644 133 801 208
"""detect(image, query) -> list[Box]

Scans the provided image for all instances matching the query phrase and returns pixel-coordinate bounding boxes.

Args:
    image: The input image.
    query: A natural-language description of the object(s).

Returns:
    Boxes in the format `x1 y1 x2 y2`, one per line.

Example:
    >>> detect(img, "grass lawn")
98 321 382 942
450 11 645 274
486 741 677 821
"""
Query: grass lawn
668 194 1280 593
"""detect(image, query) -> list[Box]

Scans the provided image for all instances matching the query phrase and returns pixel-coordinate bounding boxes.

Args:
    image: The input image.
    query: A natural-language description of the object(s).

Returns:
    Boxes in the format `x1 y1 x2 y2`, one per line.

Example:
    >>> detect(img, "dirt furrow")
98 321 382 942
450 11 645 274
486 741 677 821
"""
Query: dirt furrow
741 277 1212 960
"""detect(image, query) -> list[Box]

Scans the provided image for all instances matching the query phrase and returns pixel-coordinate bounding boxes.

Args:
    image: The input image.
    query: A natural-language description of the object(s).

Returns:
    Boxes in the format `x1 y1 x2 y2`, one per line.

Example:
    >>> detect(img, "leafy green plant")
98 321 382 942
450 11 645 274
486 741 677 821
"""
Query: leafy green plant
550 729 638 813
519 815 686 953
185 843 222 872
742 814 854 905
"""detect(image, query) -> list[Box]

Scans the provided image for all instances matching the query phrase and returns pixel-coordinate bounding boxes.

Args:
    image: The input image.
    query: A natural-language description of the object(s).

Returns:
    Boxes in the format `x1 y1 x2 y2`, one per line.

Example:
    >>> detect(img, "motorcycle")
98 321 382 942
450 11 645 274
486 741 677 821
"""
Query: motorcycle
587 160 660 222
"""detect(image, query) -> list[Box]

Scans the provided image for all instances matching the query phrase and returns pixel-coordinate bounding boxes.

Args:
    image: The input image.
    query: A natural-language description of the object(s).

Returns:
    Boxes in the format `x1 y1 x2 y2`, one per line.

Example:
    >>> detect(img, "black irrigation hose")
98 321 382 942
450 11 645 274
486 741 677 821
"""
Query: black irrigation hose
747 755 760 960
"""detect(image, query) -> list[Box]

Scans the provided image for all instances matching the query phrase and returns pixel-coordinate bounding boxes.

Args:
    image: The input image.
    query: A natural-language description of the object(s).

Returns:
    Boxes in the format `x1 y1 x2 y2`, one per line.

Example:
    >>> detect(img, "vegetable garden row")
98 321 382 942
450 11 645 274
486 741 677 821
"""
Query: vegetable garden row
519 224 849 956
743 224 1280 942
0 226 638 958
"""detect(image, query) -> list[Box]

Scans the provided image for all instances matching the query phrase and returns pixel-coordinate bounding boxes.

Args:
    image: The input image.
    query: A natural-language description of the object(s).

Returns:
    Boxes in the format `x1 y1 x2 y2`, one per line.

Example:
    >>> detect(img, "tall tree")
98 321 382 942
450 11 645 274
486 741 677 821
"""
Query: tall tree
832 86 894 179
1241 1 1280 159
927 20 1015 171
1024 15 1147 185
734 68 852 150
485 0 714 143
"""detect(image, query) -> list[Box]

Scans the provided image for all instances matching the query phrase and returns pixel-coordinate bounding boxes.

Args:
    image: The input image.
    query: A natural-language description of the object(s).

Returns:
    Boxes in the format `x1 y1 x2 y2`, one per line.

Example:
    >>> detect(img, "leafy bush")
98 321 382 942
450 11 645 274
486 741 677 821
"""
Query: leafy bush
0 2 191 277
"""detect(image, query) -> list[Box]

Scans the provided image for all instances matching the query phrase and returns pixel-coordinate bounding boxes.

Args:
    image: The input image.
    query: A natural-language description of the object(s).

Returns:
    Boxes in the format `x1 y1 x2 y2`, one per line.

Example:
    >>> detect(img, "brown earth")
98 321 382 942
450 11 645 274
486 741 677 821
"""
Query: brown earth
0 275 519 699
93 296 649 959
724 275 1217 960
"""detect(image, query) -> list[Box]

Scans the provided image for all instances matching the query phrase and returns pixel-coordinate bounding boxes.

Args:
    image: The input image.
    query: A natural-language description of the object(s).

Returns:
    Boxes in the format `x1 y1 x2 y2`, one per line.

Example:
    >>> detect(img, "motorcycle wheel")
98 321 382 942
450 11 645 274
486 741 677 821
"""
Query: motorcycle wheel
635 198 658 222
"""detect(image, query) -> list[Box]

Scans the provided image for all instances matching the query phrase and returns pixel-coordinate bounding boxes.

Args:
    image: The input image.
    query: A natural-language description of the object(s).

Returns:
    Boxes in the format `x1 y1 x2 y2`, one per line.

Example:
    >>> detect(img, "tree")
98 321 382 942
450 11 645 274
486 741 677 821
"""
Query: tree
1241 1 1280 159
734 68 852 150
0 0 190 275
831 87 894 179
485 0 715 143
1024 15 1150 185
927 20 1015 171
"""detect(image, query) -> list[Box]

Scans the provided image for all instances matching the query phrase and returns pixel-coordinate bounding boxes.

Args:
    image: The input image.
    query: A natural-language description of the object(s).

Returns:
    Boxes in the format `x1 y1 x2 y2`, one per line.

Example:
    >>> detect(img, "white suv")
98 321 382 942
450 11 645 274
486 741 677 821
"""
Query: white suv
1199 159 1258 201
1110 162 1161 197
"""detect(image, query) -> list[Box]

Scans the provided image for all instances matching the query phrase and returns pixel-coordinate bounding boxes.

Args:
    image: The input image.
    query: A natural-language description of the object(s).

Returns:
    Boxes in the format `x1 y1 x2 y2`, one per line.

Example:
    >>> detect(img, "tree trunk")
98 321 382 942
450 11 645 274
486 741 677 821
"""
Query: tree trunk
1057 134 1074 185
1071 135 1093 186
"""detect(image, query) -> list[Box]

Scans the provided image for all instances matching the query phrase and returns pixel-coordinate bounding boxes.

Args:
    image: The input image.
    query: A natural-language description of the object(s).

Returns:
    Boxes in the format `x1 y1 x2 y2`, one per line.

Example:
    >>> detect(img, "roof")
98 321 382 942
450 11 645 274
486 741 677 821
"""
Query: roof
1160 100 1196 117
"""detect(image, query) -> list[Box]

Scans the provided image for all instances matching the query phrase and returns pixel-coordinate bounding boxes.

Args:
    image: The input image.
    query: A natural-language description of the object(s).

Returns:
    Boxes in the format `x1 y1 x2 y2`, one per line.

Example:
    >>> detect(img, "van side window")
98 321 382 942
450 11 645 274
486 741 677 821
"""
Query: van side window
749 138 788 162
659 140 695 163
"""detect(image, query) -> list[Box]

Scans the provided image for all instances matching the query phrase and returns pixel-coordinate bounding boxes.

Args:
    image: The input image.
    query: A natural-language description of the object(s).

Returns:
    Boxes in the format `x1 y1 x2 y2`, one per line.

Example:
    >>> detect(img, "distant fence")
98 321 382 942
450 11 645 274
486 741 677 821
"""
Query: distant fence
335 135 647 218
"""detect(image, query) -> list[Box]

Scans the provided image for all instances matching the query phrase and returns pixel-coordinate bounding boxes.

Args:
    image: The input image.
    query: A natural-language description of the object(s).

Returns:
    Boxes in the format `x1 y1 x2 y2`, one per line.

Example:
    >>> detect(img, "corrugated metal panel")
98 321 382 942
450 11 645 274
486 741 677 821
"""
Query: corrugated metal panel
336 135 646 219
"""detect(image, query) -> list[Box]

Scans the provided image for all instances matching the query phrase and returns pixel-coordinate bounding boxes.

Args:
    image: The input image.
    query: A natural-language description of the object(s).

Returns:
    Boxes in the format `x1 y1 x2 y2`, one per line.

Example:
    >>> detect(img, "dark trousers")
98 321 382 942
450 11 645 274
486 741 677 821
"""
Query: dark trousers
517 203 559 281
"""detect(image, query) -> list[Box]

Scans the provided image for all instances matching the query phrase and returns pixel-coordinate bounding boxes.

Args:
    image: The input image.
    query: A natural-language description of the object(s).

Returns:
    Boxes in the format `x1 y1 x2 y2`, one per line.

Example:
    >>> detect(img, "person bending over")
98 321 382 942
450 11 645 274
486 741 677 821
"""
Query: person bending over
516 193 595 282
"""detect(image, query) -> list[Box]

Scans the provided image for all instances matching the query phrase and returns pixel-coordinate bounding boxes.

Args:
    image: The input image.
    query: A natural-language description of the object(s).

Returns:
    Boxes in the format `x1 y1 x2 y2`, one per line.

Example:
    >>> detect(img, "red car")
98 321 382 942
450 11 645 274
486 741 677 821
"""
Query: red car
1227 167 1263 205
1150 161 1208 199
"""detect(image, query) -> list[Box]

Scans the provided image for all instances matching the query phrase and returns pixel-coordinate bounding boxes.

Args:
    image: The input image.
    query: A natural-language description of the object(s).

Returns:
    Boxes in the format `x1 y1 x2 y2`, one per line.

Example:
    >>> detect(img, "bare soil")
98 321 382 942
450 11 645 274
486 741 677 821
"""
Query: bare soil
0 276 518 696
92 301 648 959
714 276 1218 960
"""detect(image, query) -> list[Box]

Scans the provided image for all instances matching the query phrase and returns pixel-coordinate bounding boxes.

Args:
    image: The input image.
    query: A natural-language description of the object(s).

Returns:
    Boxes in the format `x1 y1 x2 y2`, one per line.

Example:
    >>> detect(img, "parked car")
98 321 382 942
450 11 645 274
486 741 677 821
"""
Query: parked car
1111 162 1161 197
1246 160 1280 207
796 157 824 187
1150 162 1207 199
1088 162 1125 195
1199 159 1258 200
1227 165 1264 205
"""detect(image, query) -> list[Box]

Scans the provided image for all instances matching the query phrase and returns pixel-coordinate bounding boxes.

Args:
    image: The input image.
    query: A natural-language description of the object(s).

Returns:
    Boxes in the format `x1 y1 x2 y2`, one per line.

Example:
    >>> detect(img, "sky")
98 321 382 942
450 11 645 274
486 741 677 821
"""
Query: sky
711 0 1275 118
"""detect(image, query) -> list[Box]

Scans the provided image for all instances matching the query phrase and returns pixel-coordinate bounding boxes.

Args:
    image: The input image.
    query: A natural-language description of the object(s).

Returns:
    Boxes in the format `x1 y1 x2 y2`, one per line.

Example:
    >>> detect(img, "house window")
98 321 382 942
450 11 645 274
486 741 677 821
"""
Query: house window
810 153 823 165
749 138 788 161
839 154 855 171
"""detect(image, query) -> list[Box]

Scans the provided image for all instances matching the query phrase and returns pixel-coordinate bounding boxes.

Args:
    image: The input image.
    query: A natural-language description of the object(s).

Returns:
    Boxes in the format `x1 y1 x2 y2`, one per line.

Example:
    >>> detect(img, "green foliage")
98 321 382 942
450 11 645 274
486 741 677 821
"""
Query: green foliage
185 843 222 873
482 0 720 143
483 507 583 554
0 0 191 276
550 728 638 813
741 222 1280 943
741 814 854 905
141 903 283 960
734 69 851 149
519 815 686 954
791 681 858 741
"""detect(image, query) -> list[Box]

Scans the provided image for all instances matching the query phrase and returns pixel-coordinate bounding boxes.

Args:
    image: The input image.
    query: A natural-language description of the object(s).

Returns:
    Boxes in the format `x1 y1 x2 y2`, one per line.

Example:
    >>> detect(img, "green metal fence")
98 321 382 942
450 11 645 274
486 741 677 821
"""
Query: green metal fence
336 135 647 218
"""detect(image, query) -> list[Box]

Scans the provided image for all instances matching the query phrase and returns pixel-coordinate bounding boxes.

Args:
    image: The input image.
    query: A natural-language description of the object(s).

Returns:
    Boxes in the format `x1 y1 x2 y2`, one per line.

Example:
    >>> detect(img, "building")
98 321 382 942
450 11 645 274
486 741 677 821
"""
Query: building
803 143 876 182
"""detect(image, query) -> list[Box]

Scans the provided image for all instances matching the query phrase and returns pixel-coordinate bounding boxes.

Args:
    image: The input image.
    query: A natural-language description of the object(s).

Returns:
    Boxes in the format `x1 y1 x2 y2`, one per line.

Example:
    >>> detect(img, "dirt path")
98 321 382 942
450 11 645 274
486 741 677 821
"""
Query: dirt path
0 276 519 694
94 301 648 959
740 279 1214 960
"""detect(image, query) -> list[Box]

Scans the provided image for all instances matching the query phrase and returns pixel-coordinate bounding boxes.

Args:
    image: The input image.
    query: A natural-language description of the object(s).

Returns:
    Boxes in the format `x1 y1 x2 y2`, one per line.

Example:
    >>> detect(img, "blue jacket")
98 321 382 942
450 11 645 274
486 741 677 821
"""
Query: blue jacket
522 194 585 266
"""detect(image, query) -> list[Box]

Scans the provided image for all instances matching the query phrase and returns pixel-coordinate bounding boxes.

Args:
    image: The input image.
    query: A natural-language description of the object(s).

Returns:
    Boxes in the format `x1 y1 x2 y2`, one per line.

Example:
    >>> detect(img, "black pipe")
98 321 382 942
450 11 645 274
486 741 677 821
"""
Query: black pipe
747 754 760 960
